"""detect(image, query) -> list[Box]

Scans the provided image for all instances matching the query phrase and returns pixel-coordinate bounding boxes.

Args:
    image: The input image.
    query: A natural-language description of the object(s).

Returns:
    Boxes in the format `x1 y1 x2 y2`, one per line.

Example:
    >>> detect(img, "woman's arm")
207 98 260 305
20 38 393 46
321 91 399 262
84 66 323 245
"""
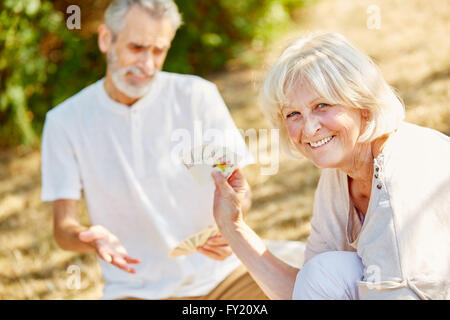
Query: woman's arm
221 220 300 299
211 170 300 300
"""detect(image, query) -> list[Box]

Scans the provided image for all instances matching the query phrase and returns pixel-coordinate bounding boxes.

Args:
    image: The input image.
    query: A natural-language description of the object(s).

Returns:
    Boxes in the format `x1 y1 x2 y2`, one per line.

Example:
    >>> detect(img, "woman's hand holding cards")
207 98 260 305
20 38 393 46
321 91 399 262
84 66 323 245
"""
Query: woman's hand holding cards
211 168 249 234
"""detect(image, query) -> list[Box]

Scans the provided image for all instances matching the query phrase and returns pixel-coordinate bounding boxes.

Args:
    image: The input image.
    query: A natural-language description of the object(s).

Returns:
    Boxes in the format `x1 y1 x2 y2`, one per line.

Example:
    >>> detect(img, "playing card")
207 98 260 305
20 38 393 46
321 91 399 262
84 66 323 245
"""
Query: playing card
180 144 242 185
168 225 219 258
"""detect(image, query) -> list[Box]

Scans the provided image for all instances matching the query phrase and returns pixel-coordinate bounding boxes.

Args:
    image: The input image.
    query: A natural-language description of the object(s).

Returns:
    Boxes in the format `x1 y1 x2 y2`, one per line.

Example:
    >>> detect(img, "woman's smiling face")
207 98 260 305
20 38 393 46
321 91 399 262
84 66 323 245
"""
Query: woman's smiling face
282 79 364 169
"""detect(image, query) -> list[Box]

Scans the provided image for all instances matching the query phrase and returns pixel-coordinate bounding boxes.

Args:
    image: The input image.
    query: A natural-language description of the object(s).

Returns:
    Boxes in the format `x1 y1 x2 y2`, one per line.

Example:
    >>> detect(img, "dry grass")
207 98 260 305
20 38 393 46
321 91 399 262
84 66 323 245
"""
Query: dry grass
0 0 448 299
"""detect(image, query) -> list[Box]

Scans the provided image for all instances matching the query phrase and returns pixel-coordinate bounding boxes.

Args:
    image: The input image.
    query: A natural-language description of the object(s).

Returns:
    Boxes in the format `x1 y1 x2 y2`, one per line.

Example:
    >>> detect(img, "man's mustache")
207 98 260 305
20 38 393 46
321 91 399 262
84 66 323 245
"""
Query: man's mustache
126 65 156 78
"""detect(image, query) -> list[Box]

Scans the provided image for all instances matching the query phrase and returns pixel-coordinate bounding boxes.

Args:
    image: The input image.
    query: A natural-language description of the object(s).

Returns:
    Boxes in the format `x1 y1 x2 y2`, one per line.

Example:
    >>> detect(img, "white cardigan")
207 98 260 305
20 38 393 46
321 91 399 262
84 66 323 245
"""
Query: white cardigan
304 122 450 299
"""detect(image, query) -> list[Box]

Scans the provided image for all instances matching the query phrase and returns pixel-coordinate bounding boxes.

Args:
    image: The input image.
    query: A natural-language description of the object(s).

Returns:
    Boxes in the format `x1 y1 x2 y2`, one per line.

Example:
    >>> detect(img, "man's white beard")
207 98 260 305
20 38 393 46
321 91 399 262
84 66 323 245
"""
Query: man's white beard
108 48 157 99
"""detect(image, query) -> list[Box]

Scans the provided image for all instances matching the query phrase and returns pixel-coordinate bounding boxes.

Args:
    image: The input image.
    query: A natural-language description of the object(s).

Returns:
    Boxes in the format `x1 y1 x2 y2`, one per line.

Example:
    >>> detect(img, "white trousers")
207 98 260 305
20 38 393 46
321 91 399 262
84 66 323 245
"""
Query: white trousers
292 251 364 300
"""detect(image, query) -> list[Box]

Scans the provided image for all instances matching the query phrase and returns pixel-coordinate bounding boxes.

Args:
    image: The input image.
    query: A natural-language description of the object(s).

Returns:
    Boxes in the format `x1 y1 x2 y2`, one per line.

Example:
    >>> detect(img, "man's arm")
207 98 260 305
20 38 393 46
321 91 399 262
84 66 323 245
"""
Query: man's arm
53 199 95 252
53 199 141 273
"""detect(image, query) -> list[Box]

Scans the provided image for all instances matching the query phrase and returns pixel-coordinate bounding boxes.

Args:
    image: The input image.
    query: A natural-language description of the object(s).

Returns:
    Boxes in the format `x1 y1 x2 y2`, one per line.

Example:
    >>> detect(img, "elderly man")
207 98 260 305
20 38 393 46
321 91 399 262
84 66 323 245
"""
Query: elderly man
41 0 267 300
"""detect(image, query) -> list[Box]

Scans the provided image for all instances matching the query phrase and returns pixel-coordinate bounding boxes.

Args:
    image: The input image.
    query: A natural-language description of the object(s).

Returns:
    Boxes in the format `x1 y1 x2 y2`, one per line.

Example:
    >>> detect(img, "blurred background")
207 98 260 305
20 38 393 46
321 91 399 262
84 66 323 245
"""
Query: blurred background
0 0 449 299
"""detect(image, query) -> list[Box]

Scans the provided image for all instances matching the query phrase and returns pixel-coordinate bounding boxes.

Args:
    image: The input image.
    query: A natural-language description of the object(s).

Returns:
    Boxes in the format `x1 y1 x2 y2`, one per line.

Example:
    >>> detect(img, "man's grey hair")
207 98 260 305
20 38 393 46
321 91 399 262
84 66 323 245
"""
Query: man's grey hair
104 0 183 38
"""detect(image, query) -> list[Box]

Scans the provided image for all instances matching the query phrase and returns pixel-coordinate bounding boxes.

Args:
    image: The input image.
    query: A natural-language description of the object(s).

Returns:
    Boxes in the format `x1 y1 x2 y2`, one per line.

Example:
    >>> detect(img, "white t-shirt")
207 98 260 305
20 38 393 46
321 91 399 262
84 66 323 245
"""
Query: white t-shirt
41 71 255 300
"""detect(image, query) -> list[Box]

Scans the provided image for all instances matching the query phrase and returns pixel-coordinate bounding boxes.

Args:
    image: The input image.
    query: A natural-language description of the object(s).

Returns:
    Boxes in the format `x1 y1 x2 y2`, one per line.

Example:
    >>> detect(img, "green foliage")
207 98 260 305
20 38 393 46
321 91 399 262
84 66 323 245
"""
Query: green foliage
166 0 302 74
0 0 305 148
0 0 104 147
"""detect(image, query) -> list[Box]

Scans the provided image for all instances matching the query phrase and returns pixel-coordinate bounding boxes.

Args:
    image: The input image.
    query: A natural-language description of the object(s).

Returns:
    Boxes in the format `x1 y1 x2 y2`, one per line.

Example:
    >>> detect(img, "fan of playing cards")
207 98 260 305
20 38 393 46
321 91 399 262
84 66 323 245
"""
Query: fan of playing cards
169 144 241 258
168 225 219 258
179 144 242 185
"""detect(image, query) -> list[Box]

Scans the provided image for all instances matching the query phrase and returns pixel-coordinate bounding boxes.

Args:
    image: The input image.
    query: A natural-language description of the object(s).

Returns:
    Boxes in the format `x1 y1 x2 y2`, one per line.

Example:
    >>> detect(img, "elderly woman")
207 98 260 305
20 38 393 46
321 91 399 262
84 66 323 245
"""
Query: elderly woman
210 32 450 300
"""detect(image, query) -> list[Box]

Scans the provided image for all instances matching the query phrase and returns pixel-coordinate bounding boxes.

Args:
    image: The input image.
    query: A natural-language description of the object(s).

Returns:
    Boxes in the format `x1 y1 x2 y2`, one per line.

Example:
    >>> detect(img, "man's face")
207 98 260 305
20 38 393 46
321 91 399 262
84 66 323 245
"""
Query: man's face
106 6 174 98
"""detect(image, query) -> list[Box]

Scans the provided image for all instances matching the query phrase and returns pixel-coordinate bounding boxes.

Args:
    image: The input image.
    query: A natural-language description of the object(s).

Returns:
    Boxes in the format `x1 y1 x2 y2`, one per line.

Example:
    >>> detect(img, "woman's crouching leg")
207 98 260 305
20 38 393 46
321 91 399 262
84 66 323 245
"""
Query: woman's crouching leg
292 251 364 300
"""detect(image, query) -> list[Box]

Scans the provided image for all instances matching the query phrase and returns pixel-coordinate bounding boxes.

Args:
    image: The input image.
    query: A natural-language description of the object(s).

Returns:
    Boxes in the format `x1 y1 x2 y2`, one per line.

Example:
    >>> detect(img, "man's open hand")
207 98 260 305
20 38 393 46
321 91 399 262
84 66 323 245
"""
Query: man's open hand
78 225 141 274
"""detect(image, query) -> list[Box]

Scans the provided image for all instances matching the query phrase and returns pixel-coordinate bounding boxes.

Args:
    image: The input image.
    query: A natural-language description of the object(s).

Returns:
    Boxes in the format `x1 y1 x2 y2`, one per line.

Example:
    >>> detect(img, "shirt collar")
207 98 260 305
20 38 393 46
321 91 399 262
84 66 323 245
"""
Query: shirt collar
96 72 165 115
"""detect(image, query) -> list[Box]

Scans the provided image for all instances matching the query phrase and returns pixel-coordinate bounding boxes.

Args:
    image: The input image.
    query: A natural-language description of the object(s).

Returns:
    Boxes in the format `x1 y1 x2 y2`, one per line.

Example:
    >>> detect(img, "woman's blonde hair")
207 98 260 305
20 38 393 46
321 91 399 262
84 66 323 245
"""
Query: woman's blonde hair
260 32 405 158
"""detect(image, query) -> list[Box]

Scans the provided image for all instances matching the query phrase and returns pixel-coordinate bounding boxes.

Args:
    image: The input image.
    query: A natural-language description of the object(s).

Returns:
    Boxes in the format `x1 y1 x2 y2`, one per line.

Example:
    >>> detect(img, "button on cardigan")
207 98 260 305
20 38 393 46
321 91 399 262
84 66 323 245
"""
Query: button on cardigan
303 122 450 299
